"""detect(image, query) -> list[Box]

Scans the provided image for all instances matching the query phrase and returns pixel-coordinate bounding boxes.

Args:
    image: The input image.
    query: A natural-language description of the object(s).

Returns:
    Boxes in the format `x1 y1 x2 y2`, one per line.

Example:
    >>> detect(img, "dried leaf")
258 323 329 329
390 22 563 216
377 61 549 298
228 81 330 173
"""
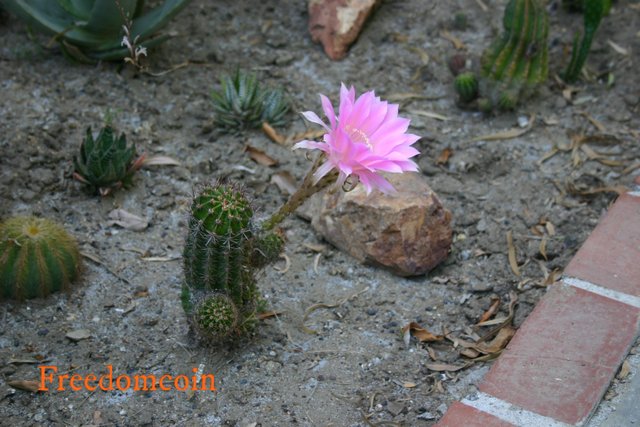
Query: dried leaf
460 348 481 358
472 114 535 142
7 380 41 393
66 329 91 342
478 297 500 324
262 122 286 145
426 346 437 361
474 0 488 11
244 145 278 167
302 243 326 253
617 360 631 380
141 155 181 167
107 209 148 231
401 322 444 343
474 326 516 354
440 30 465 50
506 230 521 276
405 46 430 66
436 148 453 166
270 171 297 195
425 362 471 372
8 358 44 365
539 237 548 261
607 39 629 55
409 109 450 121
622 162 640 175
545 221 556 236
286 129 325 145
580 112 606 133
403 382 417 388
257 310 284 320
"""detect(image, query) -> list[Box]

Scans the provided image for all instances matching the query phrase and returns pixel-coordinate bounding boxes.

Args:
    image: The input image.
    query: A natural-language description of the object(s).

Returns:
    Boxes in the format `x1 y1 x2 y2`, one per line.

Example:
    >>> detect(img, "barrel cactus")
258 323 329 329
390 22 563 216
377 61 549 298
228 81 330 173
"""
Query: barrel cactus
476 0 549 111
73 126 144 196
454 72 479 103
211 70 290 133
181 182 283 342
0 216 81 300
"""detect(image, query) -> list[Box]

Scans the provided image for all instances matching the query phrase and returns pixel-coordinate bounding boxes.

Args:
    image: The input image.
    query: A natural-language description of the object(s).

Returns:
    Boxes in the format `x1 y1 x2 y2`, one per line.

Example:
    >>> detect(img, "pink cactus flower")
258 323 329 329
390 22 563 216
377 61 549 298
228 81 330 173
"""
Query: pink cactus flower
294 84 420 194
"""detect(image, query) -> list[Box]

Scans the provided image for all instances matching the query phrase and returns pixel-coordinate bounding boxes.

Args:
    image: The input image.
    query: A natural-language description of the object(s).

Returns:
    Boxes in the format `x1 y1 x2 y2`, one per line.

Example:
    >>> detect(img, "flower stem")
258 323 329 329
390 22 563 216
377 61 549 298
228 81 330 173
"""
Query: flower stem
262 155 336 231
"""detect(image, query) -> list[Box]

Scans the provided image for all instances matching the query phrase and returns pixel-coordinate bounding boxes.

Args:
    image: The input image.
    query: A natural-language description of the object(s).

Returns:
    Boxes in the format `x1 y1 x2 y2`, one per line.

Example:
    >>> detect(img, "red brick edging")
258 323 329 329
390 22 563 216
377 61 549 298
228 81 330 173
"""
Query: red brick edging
438 186 640 426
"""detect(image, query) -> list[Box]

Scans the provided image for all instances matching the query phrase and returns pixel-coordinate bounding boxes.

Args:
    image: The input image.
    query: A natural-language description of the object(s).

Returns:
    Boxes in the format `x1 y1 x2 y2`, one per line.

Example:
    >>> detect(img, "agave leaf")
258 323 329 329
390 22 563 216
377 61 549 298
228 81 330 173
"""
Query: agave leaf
3 0 115 47
84 0 136 36
57 0 93 20
130 0 191 41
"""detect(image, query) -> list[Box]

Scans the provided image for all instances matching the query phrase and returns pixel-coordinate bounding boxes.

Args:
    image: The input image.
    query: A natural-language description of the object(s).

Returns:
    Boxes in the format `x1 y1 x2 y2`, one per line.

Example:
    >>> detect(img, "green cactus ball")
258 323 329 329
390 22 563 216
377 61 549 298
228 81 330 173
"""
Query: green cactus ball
454 72 479 103
193 294 239 339
0 216 81 300
191 184 254 237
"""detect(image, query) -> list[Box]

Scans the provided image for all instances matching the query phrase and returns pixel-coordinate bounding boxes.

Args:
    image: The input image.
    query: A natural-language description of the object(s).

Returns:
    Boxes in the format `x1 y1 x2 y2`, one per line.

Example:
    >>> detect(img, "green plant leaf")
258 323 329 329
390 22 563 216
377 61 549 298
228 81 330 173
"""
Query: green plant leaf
130 0 191 41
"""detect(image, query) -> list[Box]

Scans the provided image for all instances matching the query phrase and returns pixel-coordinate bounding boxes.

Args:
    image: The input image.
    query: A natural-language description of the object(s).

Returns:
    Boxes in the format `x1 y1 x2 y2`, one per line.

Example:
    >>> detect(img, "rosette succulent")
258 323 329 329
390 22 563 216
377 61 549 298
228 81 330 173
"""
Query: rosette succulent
211 70 290 132
73 126 144 196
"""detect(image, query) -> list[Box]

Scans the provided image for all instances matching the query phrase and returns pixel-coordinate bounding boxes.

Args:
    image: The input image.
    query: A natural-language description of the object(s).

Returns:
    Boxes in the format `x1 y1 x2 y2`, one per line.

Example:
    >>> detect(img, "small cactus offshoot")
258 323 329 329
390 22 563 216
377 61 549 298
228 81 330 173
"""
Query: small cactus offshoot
476 0 549 111
454 72 479 103
0 216 81 300
211 70 290 132
563 0 612 83
73 126 145 196
181 182 281 342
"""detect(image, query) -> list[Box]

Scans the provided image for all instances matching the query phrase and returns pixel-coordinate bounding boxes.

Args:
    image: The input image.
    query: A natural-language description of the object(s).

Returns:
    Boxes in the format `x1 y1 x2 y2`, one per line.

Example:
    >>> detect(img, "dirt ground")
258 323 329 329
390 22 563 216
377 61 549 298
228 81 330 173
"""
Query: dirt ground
1 0 639 425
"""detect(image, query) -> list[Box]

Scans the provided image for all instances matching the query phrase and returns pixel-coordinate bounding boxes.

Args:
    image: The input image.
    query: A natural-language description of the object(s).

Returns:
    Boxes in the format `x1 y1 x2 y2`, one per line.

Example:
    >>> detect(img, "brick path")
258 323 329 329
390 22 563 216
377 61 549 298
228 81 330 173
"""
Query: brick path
437 180 640 426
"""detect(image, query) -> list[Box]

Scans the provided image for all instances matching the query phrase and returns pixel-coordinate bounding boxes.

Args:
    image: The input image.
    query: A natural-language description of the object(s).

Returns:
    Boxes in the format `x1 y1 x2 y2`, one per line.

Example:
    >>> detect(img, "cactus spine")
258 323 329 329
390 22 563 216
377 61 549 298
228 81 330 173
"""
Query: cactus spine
0 216 81 300
181 183 283 341
478 0 549 111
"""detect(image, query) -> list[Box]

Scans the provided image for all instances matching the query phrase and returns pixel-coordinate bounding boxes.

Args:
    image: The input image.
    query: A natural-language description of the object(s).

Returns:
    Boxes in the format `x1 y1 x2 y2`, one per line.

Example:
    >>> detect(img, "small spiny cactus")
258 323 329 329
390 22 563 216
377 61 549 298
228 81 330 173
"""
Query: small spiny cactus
476 0 549 111
0 216 81 300
182 182 278 341
454 72 479 103
73 126 145 196
211 70 290 132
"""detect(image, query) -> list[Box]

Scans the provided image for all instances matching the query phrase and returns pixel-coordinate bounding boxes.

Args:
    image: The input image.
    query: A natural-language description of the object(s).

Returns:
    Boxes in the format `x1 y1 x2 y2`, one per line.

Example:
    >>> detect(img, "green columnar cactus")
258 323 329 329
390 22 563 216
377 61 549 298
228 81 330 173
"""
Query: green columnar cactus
454 72 479 103
563 0 612 83
182 183 267 340
73 126 145 196
0 216 81 300
211 70 290 132
477 0 549 111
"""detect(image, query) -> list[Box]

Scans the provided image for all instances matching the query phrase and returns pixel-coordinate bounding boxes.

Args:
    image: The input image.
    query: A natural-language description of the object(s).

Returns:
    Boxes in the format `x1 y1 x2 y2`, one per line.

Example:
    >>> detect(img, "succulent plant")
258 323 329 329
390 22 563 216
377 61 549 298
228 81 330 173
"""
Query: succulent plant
476 0 549 111
0 0 190 62
73 126 144 196
211 70 290 132
454 72 479 103
181 182 283 341
0 216 81 300
563 0 612 83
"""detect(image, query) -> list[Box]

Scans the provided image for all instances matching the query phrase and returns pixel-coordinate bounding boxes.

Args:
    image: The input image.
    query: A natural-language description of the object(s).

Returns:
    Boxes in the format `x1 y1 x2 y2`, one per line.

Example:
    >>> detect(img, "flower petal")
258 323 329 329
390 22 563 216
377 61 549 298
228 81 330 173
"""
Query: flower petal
301 111 329 130
320 94 336 129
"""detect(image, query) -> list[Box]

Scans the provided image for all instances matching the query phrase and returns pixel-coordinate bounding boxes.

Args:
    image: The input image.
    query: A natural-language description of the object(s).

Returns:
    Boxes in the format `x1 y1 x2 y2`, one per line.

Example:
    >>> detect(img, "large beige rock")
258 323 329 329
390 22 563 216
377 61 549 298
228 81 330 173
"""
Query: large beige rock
308 0 381 60
301 173 453 276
